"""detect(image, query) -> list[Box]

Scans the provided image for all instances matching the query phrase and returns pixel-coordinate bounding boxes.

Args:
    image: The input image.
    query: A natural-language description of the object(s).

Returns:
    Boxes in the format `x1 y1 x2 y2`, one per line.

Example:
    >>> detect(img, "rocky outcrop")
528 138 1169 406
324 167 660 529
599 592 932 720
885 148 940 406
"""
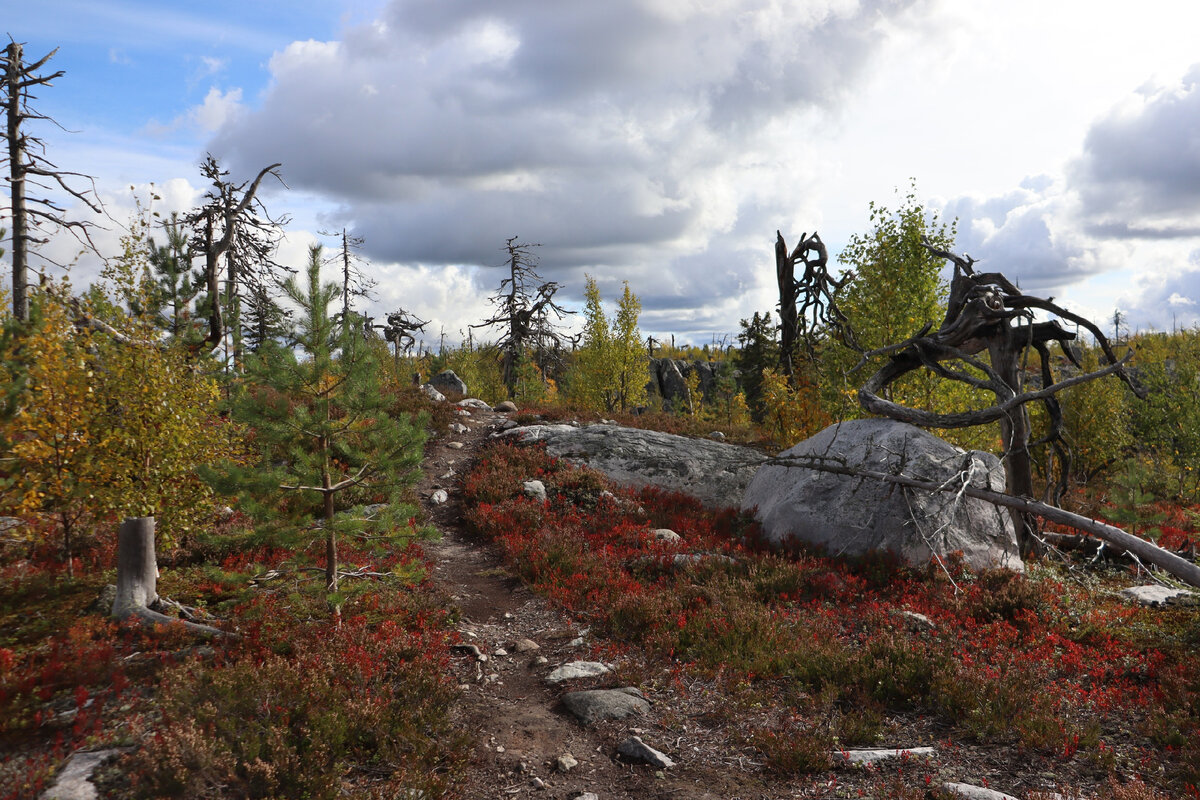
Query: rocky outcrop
742 419 1022 571
498 423 768 509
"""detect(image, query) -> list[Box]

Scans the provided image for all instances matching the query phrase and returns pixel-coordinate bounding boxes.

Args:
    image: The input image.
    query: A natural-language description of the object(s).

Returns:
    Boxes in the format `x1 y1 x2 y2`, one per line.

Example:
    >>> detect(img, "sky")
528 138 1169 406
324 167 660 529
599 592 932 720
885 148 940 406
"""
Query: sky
5 0 1200 348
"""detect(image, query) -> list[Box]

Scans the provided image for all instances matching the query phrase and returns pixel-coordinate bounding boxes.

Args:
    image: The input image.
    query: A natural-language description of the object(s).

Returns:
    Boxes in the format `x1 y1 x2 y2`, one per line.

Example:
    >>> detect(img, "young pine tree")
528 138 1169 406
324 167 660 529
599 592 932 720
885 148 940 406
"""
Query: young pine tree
228 246 425 594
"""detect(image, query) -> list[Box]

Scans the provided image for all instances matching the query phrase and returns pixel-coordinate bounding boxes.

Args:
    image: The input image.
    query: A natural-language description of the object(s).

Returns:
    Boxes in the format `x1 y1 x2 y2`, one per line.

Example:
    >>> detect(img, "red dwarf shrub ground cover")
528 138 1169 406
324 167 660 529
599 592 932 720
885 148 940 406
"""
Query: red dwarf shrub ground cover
0 503 466 800
463 440 1200 797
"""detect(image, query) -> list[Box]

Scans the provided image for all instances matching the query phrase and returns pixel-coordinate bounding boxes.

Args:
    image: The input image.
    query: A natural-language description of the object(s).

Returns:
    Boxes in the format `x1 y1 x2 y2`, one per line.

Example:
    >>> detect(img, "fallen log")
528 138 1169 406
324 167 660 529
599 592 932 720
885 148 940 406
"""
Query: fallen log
771 455 1200 589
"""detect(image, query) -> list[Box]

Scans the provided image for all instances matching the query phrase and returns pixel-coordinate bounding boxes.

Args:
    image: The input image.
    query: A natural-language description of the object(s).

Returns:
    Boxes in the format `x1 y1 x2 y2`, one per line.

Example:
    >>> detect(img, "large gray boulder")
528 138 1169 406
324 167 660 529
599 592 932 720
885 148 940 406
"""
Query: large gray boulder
498 423 768 509
428 369 468 396
742 419 1022 571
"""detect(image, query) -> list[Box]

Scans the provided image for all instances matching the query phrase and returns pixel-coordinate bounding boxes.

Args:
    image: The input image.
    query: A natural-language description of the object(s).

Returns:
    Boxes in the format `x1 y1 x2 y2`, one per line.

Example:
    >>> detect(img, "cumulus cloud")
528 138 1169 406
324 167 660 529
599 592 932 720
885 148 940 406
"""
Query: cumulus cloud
1074 64 1200 238
208 0 930 337
942 178 1117 294
144 87 247 137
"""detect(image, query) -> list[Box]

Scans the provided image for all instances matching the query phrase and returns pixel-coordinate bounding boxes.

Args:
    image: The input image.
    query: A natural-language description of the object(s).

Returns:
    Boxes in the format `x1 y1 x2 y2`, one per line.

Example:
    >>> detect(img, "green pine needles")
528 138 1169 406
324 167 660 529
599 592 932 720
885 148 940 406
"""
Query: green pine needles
217 245 426 595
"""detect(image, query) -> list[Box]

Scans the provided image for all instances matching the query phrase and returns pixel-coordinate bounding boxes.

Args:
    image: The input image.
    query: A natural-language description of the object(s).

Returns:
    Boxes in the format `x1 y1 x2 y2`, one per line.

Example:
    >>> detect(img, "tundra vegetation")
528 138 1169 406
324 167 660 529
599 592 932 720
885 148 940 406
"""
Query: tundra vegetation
1 43 1198 800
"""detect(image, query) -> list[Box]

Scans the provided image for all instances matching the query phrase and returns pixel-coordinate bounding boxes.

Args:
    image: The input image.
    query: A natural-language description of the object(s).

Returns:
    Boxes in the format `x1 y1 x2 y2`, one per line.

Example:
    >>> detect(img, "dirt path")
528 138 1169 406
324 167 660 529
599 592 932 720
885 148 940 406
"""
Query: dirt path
418 405 762 800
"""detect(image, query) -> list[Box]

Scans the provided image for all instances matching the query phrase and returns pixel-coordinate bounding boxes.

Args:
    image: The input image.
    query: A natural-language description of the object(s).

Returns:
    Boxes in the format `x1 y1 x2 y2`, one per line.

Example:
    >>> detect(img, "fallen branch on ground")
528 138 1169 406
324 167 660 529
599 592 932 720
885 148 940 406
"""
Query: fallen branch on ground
770 455 1200 588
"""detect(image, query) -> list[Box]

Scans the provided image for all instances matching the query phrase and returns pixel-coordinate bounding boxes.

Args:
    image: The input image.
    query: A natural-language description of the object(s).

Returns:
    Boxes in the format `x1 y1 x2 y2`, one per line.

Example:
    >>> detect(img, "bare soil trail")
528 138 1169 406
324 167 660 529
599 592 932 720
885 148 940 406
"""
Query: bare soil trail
418 406 766 800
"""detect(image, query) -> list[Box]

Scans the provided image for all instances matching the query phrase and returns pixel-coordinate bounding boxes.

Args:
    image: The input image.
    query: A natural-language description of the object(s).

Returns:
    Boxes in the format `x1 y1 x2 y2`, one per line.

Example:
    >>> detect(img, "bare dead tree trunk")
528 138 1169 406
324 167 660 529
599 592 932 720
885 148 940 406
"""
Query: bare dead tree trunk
3 42 100 321
112 516 227 636
113 516 158 617
5 42 29 321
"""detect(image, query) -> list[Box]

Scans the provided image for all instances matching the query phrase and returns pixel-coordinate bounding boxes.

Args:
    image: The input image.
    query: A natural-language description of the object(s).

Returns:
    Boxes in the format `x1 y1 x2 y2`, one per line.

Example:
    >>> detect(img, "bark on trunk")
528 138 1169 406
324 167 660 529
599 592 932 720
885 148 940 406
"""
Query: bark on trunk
6 42 29 321
112 516 226 636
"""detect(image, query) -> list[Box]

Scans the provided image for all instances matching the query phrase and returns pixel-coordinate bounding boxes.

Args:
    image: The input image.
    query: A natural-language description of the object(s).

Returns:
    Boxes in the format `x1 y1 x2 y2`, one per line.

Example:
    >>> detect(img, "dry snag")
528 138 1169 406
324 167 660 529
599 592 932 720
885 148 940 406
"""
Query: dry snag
851 238 1146 555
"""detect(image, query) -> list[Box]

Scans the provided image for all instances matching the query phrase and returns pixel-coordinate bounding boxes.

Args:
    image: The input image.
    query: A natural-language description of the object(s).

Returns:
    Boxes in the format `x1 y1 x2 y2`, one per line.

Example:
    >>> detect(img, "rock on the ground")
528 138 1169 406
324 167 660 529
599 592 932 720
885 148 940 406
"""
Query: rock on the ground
742 419 1022 571
574 794 600 800
514 638 540 653
651 528 681 543
495 400 518 413
447 442 464 450
1120 584 1198 607
429 370 468 396
546 661 610 683
458 398 491 410
430 489 449 505
617 735 675 768
832 746 936 766
419 384 446 403
561 687 649 725
943 783 1020 800
556 753 579 772
499 423 768 509
523 479 548 502
449 422 468 434
40 749 123 800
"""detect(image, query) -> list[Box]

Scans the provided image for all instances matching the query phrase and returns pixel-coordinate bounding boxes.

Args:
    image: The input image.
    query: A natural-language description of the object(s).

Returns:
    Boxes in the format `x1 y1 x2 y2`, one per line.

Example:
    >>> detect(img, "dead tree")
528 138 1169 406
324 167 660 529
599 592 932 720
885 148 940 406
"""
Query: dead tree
112 517 228 636
472 237 572 396
853 238 1146 555
775 230 854 383
320 227 377 335
185 155 284 357
2 40 102 321
371 309 429 362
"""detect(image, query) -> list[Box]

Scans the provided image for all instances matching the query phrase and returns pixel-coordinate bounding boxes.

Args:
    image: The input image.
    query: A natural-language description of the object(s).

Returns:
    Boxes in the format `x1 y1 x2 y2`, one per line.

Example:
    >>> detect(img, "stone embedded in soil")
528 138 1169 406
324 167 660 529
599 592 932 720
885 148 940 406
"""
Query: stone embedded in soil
523 479 548 501
1120 584 1198 607
430 489 449 505
561 687 649 725
832 746 936 766
556 753 579 772
943 782 1020 800
546 661 611 683
514 638 540 653
40 748 124 800
447 441 464 450
574 794 599 800
448 422 468 434
617 735 675 768
652 528 681 542
891 609 936 631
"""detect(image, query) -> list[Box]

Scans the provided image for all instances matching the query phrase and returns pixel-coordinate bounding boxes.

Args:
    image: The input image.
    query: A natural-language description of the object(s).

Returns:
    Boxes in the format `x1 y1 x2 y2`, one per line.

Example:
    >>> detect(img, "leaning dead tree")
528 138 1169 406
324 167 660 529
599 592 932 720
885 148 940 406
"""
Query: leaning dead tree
2 40 103 321
775 230 854 383
849 238 1146 556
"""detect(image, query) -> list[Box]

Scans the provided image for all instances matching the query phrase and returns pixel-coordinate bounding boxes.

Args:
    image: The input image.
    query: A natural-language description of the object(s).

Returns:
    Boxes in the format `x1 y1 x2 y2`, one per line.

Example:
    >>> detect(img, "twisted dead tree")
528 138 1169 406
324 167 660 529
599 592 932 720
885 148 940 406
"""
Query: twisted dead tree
472 237 573 397
370 308 429 361
853 238 1147 556
775 230 855 383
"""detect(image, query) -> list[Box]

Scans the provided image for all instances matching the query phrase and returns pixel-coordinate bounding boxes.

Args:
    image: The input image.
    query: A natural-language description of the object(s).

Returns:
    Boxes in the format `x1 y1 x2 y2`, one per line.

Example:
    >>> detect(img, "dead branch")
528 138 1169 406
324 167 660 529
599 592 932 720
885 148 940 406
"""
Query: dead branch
771 453 1200 588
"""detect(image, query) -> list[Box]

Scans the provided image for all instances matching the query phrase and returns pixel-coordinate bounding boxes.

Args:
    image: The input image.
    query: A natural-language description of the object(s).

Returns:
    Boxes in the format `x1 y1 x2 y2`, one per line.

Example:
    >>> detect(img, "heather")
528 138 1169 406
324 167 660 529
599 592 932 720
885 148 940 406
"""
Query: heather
463 439 1200 796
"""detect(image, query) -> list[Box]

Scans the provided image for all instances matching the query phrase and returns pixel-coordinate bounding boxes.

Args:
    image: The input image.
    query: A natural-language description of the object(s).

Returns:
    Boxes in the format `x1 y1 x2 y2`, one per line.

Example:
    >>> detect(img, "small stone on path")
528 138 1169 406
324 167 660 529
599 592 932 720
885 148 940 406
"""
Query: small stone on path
447 441 464 450
546 661 610 683
943 782 1020 800
561 687 649 725
617 736 675 768
556 753 579 772
832 746 936 766
514 638 539 653
430 489 449 505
